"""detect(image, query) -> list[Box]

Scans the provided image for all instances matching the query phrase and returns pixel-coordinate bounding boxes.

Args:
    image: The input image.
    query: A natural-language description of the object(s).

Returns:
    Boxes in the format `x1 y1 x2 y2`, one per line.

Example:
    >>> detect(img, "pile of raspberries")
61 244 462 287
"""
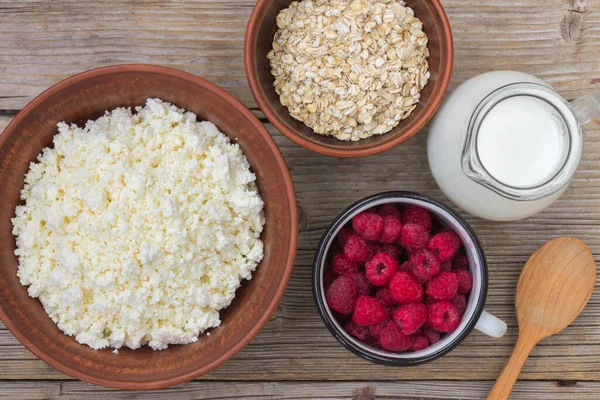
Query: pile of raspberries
324 204 473 353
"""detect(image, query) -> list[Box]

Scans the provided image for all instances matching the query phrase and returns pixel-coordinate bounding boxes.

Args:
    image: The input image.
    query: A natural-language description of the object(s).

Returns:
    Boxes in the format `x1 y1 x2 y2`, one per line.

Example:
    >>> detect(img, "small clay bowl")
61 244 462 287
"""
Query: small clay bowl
244 0 453 158
0 65 298 389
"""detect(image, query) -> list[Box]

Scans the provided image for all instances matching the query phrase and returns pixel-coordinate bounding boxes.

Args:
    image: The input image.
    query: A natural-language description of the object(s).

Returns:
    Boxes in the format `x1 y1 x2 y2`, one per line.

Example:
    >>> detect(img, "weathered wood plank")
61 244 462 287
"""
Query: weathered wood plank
0 0 599 109
2 0 600 393
2 114 600 380
1 380 599 400
0 116 11 131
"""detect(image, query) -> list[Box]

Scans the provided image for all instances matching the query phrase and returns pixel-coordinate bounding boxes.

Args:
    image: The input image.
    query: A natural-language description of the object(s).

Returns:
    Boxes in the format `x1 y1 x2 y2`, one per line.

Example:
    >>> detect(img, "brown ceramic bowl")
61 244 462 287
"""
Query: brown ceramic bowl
0 64 297 389
244 0 453 158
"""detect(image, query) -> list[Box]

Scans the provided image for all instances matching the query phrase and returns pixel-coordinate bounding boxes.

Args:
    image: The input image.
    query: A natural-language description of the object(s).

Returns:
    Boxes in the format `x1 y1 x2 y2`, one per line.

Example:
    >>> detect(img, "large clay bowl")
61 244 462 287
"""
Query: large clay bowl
0 64 297 389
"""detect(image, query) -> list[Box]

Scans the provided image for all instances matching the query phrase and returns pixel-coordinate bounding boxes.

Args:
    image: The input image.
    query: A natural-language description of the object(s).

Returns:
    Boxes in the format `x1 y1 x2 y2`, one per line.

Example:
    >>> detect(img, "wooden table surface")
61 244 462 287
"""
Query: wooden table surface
1 0 600 399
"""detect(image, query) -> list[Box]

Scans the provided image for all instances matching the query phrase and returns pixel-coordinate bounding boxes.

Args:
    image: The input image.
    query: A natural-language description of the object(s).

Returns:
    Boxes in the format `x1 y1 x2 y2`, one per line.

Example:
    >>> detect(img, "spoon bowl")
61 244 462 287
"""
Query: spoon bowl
516 237 596 336
488 237 596 400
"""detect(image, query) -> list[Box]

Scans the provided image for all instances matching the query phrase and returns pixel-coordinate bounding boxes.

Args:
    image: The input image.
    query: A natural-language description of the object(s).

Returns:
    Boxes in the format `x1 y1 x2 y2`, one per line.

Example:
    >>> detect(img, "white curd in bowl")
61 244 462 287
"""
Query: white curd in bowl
12 98 265 350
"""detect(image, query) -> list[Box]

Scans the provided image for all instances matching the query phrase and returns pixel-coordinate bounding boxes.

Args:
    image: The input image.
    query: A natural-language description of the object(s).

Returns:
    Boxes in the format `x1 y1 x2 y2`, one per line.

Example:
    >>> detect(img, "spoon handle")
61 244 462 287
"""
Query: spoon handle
487 333 537 400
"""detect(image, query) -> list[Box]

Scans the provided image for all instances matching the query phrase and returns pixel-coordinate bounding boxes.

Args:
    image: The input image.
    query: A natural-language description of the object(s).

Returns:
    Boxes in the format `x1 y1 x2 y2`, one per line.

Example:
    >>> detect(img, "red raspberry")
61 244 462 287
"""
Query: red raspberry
452 253 469 270
452 294 467 317
326 275 357 315
389 271 423 304
428 230 461 262
411 332 429 351
344 321 370 341
426 271 458 300
393 303 427 335
410 249 441 283
332 254 359 275
428 301 460 332
455 269 473 294
336 226 354 247
375 288 397 307
352 212 384 241
344 234 372 264
365 252 399 286
440 260 452 272
402 206 432 232
374 244 403 260
349 271 371 296
378 203 402 219
378 321 411 352
423 325 441 344
399 224 430 252
379 216 403 244
369 318 390 341
352 296 386 326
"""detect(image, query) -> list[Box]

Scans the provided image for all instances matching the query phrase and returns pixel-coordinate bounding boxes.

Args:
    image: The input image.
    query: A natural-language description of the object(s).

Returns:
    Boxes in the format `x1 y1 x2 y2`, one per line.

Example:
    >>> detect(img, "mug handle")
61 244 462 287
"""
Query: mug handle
475 310 507 338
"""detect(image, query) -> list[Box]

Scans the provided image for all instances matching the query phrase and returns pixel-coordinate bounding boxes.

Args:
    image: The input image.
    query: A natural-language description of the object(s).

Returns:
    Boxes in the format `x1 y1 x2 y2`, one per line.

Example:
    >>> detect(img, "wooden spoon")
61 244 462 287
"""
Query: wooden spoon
487 237 596 400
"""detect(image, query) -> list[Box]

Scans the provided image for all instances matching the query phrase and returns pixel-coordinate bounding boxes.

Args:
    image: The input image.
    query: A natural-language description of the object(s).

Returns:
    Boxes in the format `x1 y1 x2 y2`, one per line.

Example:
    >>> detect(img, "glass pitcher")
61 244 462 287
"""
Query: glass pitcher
427 71 600 221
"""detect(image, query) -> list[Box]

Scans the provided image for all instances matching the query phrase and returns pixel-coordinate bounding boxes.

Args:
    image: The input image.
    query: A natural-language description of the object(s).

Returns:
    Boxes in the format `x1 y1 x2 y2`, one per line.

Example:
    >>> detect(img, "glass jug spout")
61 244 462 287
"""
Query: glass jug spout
461 82 583 202
571 91 600 126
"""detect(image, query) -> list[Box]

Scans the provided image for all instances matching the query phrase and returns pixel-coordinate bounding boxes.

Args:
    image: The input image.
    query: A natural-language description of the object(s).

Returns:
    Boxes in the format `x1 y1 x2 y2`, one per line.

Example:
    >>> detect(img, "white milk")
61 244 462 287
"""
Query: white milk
476 96 568 189
427 71 583 221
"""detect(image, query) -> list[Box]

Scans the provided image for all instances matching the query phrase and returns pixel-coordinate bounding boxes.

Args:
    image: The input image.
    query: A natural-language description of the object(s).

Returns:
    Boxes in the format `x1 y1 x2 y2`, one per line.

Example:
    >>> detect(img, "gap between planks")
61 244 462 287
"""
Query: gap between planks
0 379 598 400
3 114 600 380
1 0 600 389
0 0 599 109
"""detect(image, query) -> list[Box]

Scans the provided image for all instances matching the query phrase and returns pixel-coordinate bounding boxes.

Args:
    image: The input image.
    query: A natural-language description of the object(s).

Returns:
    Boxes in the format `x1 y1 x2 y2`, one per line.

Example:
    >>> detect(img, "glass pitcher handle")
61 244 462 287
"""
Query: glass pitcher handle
571 91 600 126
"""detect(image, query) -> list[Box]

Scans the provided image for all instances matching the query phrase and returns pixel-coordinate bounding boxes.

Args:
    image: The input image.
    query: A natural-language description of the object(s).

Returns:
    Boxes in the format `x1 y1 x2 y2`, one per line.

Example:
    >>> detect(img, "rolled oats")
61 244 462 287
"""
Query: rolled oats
268 0 429 141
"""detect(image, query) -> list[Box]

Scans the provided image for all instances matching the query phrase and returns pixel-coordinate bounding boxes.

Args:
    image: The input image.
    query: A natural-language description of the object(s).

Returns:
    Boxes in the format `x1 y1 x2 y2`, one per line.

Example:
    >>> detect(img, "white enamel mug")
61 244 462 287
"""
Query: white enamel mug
313 191 507 365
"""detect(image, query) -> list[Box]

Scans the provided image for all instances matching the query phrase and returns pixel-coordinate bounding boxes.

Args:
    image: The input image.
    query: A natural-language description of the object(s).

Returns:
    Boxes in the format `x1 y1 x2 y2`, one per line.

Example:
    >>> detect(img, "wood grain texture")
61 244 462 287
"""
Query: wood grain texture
2 122 600 382
489 238 597 399
0 116 10 131
2 0 600 397
1 380 600 400
0 0 599 110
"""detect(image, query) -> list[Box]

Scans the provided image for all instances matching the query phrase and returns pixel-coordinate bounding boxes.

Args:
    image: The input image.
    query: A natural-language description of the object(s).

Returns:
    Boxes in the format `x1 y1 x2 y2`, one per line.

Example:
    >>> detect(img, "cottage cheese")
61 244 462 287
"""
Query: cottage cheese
12 99 265 350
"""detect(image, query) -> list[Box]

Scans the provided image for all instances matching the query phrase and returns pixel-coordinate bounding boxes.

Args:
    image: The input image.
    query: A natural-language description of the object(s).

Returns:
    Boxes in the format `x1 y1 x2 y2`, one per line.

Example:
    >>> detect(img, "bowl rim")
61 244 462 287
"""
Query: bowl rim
244 0 454 158
0 64 299 390
312 191 488 365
